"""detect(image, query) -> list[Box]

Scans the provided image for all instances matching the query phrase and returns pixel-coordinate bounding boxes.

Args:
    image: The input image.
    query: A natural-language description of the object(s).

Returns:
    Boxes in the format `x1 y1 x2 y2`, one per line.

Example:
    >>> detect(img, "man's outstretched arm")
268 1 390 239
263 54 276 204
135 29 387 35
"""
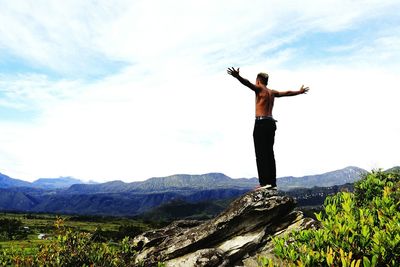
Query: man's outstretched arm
273 85 310 97
227 67 258 92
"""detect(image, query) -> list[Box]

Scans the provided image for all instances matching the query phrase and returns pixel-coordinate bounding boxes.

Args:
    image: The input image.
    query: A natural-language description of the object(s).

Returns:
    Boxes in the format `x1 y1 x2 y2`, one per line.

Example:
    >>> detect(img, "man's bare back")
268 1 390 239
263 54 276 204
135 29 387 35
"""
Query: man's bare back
255 85 275 117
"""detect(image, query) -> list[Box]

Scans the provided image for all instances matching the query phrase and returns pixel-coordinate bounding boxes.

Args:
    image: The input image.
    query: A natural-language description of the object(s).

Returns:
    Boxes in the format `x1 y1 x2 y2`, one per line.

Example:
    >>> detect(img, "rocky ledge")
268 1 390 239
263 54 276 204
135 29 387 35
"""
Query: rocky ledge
133 188 317 266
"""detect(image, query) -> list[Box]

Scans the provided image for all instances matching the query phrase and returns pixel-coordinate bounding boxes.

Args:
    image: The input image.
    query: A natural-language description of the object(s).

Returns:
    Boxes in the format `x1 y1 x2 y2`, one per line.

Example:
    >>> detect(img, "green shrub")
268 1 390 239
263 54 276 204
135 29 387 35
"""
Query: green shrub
262 170 400 267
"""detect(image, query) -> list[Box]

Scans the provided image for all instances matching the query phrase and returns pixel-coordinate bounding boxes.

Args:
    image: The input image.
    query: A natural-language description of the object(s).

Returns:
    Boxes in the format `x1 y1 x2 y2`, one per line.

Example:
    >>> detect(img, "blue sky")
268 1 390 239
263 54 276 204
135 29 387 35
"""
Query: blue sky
0 0 399 182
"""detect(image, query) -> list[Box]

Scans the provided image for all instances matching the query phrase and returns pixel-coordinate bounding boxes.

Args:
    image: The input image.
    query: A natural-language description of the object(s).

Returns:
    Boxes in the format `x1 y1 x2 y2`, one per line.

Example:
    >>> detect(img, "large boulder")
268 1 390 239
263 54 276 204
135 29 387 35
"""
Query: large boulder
133 188 317 266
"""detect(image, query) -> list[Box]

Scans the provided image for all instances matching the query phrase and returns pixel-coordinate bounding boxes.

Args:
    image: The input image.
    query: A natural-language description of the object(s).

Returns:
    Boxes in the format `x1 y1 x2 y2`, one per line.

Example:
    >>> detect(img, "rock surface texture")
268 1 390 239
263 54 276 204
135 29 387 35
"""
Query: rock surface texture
133 188 317 266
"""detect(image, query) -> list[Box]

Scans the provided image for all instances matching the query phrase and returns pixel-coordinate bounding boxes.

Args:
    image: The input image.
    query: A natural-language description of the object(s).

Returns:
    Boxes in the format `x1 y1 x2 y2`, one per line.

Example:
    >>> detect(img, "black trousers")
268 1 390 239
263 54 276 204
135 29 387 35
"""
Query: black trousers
253 119 277 186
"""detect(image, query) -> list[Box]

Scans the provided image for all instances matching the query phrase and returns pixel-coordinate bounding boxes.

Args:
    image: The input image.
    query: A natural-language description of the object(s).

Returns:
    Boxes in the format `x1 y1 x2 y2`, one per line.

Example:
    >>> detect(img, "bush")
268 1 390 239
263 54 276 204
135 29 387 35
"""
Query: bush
262 170 400 267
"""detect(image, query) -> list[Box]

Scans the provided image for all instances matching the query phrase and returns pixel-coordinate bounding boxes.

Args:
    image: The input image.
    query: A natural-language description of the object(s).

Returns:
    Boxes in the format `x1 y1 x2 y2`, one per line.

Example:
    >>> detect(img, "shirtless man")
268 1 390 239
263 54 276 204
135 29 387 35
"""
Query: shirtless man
227 67 309 190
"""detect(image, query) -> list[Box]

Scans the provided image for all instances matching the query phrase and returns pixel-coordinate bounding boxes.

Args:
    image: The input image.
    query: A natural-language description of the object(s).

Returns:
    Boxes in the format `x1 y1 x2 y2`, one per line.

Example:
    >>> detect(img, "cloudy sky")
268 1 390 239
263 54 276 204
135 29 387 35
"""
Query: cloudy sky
0 0 399 182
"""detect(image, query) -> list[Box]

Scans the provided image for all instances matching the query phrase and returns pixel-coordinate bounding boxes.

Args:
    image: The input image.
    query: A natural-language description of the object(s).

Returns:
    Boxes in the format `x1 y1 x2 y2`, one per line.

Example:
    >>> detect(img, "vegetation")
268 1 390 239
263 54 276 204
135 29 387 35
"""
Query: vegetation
0 217 138 266
0 213 156 266
260 170 400 266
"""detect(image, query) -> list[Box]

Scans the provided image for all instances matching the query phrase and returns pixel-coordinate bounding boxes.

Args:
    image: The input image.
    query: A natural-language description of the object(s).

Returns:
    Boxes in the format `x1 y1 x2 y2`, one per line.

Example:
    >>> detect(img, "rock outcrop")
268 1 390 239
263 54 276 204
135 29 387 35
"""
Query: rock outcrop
133 188 317 266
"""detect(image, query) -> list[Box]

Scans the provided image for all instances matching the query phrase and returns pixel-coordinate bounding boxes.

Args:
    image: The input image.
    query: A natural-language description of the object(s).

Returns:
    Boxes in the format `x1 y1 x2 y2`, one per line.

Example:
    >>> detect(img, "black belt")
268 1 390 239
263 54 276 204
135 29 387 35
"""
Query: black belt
255 116 277 121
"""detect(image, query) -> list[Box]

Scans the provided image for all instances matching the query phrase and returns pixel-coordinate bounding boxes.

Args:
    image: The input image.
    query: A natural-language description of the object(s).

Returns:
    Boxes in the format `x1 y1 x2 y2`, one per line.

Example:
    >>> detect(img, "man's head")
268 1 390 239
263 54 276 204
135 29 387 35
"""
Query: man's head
256 72 269 85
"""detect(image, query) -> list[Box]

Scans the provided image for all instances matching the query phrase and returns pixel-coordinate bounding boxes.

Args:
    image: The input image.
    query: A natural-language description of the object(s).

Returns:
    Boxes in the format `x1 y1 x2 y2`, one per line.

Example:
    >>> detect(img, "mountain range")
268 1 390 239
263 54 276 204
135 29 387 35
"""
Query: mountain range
0 166 394 216
0 166 369 192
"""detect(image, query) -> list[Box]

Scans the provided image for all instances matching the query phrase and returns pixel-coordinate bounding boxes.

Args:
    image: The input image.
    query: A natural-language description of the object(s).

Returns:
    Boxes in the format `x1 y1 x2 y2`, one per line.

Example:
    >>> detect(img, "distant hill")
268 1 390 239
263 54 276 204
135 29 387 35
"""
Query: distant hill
0 173 88 190
65 173 258 194
0 173 31 188
134 173 256 191
32 177 85 189
385 166 400 173
65 180 134 194
277 166 367 190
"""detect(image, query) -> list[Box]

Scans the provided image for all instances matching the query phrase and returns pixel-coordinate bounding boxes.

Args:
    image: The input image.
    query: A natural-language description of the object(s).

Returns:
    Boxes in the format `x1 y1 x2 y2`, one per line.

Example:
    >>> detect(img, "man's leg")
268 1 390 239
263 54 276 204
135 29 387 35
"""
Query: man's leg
253 120 276 186
265 121 277 187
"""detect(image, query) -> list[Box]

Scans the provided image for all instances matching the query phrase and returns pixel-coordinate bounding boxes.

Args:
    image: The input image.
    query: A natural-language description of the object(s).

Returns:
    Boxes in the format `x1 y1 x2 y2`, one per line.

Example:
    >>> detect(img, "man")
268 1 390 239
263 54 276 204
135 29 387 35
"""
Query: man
227 67 309 190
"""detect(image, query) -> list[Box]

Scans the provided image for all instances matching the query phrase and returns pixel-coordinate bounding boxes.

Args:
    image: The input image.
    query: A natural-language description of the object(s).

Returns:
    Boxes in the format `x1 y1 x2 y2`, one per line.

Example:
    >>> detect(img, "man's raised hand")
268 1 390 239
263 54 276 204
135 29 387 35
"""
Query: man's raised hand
300 85 310 94
227 67 240 78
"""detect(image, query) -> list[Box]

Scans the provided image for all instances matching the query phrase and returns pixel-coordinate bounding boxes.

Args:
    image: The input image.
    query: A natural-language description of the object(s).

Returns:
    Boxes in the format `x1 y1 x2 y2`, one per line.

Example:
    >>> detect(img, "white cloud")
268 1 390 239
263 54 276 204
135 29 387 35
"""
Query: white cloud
0 0 128 75
3 0 398 75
